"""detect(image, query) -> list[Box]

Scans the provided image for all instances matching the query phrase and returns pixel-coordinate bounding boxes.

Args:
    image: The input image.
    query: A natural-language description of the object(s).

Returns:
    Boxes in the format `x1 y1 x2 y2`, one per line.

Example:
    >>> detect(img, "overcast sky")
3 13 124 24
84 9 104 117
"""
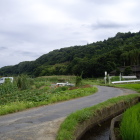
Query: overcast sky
0 0 140 68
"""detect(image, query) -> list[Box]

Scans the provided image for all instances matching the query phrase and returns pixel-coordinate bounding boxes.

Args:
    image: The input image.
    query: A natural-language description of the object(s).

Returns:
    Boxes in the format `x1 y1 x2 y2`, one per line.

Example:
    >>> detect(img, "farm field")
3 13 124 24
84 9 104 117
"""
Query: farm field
0 75 97 115
120 103 140 140
0 75 139 116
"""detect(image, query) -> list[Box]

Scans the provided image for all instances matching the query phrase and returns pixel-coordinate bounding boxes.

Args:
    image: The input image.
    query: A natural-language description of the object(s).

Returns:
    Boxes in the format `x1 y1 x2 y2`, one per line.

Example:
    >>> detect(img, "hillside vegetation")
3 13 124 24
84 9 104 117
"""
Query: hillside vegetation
0 31 140 77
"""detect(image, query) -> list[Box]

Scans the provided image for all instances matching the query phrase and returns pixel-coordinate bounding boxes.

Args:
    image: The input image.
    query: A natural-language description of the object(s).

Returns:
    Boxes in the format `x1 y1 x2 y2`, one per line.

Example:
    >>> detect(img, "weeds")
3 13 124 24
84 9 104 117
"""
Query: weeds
16 75 31 90
0 82 18 95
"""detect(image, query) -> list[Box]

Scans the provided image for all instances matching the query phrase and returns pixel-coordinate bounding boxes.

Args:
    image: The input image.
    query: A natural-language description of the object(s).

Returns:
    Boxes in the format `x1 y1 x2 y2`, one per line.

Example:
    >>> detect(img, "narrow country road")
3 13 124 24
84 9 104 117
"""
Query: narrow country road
0 86 135 140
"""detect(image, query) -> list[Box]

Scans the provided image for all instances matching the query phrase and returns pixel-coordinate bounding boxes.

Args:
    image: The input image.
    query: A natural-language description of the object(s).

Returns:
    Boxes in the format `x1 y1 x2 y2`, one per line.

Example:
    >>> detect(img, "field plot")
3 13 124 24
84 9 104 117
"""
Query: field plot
0 75 97 115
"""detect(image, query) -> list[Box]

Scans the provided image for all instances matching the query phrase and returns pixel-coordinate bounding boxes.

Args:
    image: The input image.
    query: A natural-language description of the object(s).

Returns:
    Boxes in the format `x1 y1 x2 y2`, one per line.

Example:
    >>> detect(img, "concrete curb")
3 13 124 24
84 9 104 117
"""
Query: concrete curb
109 114 122 140
74 97 140 140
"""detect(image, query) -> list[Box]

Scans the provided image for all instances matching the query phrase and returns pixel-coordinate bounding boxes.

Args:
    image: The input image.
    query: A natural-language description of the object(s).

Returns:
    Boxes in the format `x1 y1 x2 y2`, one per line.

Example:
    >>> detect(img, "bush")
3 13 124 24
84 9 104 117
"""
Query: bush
75 76 82 86
111 76 120 82
16 75 31 90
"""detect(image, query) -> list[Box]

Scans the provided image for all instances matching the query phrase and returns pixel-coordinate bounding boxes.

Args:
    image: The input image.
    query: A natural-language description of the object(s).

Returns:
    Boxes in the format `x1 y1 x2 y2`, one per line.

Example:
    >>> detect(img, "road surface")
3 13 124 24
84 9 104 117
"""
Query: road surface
0 86 136 140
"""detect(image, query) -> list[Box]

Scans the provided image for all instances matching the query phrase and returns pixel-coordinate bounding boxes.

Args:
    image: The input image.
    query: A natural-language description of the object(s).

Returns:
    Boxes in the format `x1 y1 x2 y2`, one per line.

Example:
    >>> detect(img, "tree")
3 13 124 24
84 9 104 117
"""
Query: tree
1 31 140 78
115 68 121 76
123 66 132 76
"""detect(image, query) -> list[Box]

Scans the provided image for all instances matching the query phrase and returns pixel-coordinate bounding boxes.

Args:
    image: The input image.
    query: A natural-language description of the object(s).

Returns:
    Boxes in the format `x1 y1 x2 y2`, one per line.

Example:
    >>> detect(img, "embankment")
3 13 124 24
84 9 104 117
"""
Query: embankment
57 94 140 140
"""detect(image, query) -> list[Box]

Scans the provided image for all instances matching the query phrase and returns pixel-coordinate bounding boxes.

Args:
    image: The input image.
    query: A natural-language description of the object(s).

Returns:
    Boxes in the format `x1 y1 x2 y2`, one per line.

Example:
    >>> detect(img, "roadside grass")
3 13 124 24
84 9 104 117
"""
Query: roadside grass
82 78 104 85
57 94 140 140
113 83 140 93
0 75 97 115
120 103 140 140
0 101 36 115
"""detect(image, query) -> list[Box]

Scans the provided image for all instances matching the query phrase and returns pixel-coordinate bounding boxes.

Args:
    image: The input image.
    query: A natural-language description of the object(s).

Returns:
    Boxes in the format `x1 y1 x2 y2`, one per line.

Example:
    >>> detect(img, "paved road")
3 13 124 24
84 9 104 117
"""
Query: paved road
0 86 131 140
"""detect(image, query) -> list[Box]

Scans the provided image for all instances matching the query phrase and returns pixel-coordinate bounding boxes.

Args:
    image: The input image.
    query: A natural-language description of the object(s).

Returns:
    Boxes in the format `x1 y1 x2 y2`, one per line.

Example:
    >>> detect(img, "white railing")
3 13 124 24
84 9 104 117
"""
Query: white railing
122 76 137 79
112 80 140 84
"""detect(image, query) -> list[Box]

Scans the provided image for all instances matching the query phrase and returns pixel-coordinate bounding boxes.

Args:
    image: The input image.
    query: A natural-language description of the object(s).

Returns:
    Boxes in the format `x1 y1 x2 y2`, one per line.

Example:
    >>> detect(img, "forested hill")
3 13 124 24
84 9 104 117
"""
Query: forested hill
0 31 140 78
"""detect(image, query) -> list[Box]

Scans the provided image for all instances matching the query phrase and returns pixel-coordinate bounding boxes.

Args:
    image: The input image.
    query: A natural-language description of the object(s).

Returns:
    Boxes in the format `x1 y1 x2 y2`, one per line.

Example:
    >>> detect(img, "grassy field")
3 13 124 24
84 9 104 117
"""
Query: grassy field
113 83 140 93
0 75 97 115
120 103 140 140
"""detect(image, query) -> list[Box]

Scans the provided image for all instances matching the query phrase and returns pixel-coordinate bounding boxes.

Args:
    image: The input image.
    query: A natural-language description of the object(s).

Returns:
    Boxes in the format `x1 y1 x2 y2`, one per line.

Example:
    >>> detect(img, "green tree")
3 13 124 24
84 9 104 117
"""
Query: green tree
115 68 121 76
123 66 132 76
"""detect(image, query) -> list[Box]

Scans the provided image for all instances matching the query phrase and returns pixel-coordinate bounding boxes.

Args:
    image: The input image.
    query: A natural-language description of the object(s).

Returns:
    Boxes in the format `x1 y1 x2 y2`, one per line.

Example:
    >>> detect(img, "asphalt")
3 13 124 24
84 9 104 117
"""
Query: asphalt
0 86 136 140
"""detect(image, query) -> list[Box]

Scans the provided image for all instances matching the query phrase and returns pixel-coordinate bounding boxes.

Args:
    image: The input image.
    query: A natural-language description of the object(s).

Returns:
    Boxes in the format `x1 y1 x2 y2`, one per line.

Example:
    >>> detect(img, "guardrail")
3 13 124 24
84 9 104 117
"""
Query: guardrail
112 80 140 84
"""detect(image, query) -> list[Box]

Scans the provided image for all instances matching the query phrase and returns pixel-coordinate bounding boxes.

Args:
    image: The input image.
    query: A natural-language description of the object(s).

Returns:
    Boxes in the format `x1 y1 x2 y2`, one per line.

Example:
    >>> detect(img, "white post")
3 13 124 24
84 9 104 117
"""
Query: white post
120 73 121 81
104 71 107 84
104 77 106 84
105 71 107 76
108 74 110 84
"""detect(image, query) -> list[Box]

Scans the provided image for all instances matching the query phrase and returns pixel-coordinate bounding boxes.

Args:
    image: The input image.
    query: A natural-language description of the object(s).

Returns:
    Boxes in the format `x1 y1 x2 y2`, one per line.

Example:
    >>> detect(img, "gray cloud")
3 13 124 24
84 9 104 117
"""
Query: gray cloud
13 50 40 58
91 21 127 30
0 46 7 50
0 0 140 68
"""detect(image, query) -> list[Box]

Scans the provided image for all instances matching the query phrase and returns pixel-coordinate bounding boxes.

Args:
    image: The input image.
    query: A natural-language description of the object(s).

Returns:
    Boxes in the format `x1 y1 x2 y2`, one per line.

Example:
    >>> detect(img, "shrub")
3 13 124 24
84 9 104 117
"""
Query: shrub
16 75 31 90
75 76 82 86
111 76 120 82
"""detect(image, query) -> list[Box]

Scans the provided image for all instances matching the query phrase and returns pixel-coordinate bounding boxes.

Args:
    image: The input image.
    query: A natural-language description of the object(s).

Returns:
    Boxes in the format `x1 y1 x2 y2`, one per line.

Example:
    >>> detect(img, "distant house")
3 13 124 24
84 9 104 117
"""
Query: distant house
0 77 14 84
110 65 140 78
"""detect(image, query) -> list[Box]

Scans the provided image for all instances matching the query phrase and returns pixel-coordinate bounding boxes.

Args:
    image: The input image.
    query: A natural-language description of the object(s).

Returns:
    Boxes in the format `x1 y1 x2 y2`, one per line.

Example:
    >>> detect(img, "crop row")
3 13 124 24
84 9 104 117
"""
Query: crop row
0 85 96 105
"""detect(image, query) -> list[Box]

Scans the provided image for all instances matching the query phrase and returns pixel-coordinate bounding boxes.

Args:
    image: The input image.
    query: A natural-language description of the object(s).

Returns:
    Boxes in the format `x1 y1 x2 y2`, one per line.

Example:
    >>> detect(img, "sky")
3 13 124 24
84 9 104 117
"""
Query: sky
0 0 140 68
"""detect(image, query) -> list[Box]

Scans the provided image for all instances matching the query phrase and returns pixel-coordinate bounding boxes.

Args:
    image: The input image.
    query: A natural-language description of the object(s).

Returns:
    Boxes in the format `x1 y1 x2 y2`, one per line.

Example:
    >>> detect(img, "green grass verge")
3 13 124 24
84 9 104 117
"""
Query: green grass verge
56 94 140 140
82 78 104 85
0 87 97 115
113 83 140 93
120 103 140 140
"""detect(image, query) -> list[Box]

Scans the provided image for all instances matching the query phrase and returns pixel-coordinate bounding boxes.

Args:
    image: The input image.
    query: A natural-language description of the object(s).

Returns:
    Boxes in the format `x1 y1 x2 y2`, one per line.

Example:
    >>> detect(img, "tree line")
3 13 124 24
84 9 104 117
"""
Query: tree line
0 31 140 78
